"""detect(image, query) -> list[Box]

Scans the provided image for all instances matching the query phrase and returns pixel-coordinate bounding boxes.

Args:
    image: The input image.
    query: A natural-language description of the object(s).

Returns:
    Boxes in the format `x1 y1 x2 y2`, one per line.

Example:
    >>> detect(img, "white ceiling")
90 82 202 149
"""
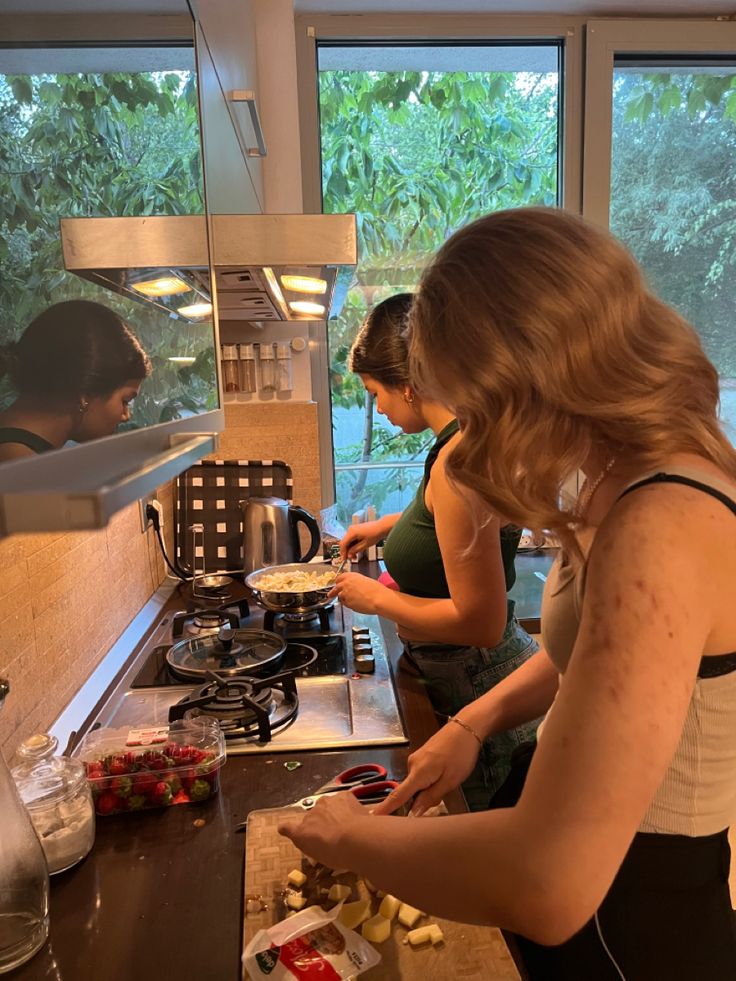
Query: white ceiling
1 0 732 14
296 1 734 13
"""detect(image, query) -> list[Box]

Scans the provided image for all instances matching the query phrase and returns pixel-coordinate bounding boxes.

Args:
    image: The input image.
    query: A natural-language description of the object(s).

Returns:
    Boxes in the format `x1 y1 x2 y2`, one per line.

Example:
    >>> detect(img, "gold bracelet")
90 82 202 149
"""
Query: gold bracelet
448 715 483 748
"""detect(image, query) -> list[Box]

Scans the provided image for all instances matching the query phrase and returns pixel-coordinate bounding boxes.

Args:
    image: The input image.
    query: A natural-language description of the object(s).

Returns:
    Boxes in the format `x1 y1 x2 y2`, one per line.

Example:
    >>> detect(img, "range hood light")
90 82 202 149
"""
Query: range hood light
168 356 197 364
280 274 328 295
177 301 213 319
289 300 326 317
130 275 191 297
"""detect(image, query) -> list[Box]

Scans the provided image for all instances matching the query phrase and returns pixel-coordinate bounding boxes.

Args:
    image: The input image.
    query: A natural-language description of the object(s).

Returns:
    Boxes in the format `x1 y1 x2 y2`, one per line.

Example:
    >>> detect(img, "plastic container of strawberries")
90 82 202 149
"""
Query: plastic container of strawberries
75 718 226 816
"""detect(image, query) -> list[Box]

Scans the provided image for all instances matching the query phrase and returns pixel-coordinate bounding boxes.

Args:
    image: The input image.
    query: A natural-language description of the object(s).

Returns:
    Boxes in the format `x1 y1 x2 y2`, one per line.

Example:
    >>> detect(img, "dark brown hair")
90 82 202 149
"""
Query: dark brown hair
0 299 150 401
348 292 414 388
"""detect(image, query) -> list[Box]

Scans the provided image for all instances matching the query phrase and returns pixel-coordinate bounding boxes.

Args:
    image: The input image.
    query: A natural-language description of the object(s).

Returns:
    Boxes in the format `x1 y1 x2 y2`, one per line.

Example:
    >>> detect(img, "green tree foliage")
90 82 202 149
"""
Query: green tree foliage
0 69 216 424
611 70 736 375
319 68 558 519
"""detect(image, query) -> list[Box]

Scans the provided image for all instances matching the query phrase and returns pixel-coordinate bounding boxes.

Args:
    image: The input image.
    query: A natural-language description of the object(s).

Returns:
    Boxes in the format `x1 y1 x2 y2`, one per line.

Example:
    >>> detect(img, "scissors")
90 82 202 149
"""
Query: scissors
294 763 398 811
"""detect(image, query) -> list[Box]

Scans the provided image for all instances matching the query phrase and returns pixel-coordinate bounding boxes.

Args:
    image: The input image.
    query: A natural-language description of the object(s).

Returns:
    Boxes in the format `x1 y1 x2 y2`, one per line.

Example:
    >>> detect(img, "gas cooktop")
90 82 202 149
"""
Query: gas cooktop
96 584 407 754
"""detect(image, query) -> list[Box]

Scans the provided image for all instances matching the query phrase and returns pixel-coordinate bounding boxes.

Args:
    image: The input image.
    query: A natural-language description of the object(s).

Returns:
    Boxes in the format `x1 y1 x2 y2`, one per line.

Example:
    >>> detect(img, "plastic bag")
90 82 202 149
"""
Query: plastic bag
243 903 380 980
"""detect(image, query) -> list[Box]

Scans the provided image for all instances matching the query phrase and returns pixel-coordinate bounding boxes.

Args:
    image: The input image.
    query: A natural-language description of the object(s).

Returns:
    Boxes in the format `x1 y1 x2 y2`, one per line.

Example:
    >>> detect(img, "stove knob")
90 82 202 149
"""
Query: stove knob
217 626 235 651
354 654 375 675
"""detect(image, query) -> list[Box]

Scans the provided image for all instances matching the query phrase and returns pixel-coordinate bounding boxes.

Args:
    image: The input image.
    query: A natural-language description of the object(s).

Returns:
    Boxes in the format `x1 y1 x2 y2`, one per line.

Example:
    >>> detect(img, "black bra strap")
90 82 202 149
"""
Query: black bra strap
618 472 736 517
619 472 736 679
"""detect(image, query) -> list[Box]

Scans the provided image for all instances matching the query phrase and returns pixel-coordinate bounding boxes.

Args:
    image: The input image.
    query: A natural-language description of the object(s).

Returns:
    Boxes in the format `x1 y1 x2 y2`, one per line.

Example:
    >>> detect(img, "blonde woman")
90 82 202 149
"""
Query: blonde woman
280 208 736 979
334 293 539 810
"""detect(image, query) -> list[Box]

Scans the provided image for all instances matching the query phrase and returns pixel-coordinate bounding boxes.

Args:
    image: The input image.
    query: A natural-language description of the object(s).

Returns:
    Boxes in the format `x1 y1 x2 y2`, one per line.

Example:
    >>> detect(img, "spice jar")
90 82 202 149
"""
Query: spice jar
276 343 293 393
221 344 240 393
239 343 257 394
12 734 95 875
259 343 277 392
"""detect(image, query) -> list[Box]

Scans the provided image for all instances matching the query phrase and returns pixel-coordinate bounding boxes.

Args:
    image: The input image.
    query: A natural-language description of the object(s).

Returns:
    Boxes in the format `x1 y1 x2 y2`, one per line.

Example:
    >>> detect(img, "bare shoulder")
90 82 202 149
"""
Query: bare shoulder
0 442 36 462
587 472 736 649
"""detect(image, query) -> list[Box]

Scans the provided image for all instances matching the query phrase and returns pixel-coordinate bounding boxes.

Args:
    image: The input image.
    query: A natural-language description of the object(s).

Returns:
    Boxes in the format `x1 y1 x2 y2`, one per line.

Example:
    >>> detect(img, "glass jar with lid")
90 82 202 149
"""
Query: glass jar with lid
259 343 277 392
221 344 240 392
12 733 95 875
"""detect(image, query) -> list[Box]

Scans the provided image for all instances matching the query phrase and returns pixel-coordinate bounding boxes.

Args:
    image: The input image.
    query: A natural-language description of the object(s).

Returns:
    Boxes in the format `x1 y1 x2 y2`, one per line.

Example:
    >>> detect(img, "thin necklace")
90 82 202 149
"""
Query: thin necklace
575 457 616 520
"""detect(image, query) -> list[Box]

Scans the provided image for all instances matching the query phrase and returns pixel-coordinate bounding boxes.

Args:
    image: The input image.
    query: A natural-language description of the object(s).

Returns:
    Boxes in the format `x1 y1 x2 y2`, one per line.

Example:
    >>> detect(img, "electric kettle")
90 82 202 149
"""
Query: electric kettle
241 497 322 574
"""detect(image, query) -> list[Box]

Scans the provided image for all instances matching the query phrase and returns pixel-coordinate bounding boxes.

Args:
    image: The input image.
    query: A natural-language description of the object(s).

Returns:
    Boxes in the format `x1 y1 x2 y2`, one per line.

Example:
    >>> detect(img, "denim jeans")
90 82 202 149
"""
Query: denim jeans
401 609 541 810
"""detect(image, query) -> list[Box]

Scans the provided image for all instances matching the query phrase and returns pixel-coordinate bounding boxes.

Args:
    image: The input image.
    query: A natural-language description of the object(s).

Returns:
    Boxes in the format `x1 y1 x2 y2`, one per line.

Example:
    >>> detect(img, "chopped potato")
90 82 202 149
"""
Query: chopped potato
362 914 392 944
397 903 424 929
338 899 372 930
378 894 401 921
287 869 307 889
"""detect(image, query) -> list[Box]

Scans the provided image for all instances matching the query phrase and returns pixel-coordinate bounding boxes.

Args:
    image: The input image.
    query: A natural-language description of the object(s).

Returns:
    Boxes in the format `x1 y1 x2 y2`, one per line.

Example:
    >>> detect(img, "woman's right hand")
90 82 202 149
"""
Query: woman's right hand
340 520 385 560
372 721 482 817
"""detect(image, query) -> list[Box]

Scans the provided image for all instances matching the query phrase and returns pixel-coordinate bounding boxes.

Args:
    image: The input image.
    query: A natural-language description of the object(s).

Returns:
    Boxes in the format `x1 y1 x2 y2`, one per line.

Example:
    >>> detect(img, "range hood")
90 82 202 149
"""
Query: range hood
60 213 357 323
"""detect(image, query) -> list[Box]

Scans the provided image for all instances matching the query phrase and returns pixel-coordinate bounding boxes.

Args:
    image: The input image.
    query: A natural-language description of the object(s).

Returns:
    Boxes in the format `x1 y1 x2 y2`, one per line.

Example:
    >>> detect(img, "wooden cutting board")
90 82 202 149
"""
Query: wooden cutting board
242 806 520 980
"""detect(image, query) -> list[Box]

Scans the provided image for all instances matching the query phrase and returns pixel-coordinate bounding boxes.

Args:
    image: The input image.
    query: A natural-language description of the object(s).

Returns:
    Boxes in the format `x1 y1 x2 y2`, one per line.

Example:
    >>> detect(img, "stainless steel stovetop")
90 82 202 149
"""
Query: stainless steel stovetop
94 591 407 755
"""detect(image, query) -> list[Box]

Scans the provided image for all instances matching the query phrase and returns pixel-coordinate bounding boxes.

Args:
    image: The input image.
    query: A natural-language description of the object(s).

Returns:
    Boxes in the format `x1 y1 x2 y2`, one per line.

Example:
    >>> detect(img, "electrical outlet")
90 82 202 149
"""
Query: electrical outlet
139 492 158 533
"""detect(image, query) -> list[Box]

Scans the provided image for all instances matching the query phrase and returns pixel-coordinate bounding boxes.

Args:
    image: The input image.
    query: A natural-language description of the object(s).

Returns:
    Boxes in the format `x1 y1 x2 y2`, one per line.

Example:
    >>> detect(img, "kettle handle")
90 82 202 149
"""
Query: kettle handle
289 505 322 563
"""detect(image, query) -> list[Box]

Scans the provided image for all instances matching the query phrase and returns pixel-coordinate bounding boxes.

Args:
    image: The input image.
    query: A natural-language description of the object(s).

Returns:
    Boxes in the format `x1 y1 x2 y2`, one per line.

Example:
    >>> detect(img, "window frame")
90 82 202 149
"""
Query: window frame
294 12 584 507
582 18 736 227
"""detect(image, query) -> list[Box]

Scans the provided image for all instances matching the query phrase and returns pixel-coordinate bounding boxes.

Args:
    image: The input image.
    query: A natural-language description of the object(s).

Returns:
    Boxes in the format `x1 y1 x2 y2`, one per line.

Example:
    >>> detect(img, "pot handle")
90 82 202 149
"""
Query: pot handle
289 505 322 563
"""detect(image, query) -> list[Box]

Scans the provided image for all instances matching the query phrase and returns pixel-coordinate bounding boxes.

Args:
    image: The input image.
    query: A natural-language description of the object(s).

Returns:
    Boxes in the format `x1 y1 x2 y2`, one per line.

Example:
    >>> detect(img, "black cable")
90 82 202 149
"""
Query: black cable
147 504 189 581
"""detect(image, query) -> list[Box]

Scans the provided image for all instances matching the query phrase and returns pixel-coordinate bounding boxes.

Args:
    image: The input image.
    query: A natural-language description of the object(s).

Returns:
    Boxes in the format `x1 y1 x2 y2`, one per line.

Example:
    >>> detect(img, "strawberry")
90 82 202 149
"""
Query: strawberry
172 789 190 805
108 756 129 777
152 781 173 806
127 794 147 811
188 778 211 802
165 773 182 795
110 775 132 798
96 791 121 816
132 772 158 797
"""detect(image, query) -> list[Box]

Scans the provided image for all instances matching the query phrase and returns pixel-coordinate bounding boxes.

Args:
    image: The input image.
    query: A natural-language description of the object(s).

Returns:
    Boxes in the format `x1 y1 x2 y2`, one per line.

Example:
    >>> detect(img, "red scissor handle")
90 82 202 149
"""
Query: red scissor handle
333 763 388 788
350 780 399 804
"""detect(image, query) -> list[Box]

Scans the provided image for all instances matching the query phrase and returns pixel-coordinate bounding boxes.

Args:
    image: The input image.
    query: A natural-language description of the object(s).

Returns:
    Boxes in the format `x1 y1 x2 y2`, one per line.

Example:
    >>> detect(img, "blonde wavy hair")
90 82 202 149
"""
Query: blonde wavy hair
408 207 736 551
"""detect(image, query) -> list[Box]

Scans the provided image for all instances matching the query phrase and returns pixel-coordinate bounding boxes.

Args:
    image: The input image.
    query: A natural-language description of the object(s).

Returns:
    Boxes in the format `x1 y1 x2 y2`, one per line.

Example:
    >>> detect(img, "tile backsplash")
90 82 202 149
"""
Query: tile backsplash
0 482 174 759
213 402 322 517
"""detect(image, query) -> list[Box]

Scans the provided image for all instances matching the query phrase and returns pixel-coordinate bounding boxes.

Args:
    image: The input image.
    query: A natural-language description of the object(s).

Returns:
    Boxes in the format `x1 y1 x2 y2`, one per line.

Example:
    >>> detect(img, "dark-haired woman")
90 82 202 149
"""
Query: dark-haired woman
0 299 151 462
333 293 539 810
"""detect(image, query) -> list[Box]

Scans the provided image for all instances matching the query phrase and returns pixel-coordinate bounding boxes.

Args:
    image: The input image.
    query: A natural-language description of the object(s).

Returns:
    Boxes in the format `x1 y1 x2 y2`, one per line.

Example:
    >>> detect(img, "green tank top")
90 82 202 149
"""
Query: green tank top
0 427 54 454
383 419 521 600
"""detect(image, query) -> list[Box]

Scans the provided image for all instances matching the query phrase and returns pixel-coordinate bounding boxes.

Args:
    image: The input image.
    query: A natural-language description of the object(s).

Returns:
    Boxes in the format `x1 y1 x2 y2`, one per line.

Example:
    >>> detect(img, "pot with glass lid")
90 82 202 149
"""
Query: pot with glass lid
165 625 290 681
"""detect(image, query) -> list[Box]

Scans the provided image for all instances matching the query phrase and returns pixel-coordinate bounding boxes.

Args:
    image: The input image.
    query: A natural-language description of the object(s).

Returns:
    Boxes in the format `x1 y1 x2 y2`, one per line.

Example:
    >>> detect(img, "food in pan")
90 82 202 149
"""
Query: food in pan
252 568 336 592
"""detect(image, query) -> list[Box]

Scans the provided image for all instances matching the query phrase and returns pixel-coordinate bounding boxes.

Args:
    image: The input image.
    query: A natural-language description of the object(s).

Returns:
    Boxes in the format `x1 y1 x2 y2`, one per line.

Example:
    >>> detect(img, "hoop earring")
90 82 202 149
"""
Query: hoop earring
403 391 415 405
79 399 89 415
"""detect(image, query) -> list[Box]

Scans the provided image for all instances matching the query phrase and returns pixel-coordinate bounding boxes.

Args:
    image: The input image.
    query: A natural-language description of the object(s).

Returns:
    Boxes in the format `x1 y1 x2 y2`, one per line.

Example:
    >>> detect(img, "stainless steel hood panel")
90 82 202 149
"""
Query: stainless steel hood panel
60 213 357 322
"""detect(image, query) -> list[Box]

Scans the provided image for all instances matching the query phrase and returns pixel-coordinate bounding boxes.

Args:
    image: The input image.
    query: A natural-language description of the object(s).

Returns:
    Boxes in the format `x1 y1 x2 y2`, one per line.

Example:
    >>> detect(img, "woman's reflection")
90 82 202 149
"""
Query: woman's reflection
0 299 150 463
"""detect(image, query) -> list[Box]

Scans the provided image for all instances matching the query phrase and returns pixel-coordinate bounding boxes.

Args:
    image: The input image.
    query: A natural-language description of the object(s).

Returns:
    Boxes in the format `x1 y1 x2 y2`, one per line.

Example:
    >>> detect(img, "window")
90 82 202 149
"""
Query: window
316 41 562 524
584 21 736 442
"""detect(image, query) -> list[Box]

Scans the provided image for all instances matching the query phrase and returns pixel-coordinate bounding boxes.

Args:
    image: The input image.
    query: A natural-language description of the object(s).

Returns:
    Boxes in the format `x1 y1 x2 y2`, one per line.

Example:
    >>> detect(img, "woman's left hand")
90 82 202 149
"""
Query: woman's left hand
329 572 386 614
278 791 367 868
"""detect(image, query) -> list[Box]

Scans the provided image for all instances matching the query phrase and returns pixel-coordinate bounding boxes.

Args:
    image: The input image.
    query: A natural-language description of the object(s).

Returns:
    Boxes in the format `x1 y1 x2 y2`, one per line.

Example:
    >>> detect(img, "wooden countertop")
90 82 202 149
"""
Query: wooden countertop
13 563 521 981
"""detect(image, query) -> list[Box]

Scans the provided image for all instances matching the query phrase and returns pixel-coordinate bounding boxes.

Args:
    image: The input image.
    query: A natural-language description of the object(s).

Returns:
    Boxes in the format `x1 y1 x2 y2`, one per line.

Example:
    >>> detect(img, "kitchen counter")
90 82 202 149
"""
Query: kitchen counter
13 563 521 981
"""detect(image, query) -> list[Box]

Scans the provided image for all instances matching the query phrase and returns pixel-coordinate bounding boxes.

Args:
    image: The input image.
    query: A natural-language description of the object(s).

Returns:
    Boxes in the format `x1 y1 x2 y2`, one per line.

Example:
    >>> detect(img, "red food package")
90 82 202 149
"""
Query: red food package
243 905 380 980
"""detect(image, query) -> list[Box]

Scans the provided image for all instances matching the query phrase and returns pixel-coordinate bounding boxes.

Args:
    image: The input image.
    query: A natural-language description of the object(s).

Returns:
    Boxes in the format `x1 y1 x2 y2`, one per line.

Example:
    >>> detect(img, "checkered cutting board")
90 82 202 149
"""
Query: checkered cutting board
175 459 293 575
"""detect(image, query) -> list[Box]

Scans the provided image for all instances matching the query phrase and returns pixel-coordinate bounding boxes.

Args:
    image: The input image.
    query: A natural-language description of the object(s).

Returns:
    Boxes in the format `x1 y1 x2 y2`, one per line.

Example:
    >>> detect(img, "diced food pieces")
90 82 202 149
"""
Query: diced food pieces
362 914 392 944
338 899 372 931
327 883 352 902
378 894 401 921
286 893 307 911
406 926 433 947
287 868 307 889
397 903 424 929
407 924 445 947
